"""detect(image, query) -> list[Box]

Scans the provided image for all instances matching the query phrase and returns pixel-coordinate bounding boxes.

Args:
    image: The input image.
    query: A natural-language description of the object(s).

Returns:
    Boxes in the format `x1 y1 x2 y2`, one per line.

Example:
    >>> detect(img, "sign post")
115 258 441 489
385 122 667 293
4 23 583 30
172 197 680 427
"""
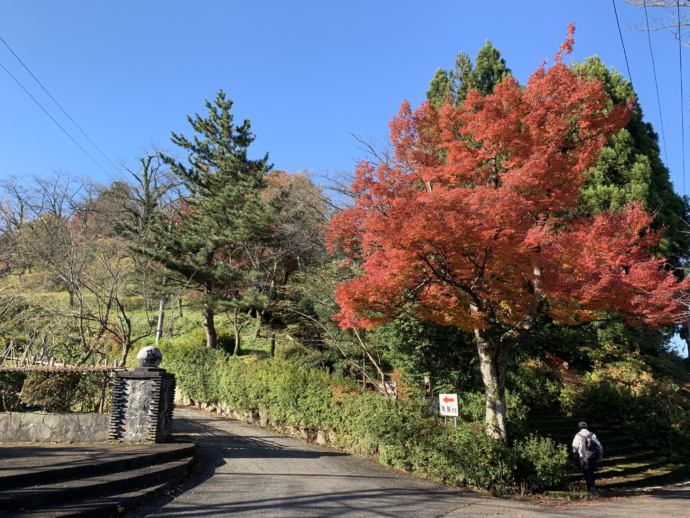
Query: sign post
439 394 458 427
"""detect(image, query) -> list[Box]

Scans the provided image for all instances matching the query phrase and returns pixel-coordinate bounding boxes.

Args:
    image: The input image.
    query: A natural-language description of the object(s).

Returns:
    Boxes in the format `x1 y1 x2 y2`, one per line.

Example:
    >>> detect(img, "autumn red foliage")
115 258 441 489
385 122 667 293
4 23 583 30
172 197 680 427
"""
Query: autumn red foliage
326 25 690 439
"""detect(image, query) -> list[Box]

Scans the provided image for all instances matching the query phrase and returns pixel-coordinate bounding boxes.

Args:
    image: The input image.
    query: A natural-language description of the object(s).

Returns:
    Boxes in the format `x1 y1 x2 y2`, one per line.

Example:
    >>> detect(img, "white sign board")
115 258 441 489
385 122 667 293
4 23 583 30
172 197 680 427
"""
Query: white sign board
439 393 458 417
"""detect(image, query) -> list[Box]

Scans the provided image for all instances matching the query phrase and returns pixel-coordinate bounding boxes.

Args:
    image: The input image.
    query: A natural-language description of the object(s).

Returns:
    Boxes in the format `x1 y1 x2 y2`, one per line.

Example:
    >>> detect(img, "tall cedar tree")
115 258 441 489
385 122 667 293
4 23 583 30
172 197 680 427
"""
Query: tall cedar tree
427 41 511 108
155 90 272 349
327 26 690 440
575 57 689 264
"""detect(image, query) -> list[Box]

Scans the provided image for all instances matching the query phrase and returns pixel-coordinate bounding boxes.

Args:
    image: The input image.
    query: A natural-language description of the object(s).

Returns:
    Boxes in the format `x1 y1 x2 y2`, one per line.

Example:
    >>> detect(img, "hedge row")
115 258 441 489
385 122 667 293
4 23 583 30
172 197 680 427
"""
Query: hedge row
162 342 568 493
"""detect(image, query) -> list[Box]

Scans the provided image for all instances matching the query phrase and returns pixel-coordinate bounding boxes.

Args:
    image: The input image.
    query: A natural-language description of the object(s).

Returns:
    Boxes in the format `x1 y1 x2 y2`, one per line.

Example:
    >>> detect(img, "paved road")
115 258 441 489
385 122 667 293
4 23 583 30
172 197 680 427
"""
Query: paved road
134 407 690 518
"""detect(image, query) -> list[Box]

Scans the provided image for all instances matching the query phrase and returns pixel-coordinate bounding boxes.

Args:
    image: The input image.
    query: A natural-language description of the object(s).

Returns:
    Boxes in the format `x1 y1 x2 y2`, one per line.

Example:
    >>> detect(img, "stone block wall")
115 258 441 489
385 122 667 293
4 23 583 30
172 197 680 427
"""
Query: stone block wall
109 368 175 442
0 367 175 443
0 413 109 442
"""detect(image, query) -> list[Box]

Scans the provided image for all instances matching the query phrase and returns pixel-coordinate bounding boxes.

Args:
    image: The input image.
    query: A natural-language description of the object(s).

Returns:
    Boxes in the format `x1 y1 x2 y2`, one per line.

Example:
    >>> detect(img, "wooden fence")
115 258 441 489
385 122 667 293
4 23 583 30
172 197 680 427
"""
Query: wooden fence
0 340 121 373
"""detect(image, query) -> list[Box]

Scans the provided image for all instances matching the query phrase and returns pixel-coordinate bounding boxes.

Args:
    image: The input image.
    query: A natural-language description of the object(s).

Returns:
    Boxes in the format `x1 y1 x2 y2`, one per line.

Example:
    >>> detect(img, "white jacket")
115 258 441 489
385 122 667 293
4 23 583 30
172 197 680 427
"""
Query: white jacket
572 429 604 459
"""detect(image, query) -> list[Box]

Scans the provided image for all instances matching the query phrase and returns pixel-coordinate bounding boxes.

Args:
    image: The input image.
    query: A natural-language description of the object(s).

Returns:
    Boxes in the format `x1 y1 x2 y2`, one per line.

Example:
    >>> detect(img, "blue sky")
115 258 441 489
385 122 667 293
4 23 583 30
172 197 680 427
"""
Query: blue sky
1 1 689 355
1 1 688 194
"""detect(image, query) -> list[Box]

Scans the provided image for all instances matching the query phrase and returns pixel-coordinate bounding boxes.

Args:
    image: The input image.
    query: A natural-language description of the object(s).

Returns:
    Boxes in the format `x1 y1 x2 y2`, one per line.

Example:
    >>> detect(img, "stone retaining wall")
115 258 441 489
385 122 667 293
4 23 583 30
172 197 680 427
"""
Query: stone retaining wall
174 390 333 447
0 413 109 442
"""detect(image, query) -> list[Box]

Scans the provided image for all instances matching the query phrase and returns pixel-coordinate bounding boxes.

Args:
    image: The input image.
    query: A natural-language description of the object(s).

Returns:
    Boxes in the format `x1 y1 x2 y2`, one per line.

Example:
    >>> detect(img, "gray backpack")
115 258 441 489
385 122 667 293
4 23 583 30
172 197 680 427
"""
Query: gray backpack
579 432 598 461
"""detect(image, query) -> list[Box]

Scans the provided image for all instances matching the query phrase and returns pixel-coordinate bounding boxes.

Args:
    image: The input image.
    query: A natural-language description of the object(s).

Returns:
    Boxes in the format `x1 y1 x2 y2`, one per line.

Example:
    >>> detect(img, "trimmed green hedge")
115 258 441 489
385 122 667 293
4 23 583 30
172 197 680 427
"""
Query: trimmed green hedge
162 342 568 492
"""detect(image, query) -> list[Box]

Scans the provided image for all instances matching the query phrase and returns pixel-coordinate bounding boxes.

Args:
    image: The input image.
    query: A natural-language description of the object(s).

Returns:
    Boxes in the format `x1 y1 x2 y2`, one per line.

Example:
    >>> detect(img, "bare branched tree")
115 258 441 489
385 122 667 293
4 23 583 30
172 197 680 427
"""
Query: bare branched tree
625 1 690 46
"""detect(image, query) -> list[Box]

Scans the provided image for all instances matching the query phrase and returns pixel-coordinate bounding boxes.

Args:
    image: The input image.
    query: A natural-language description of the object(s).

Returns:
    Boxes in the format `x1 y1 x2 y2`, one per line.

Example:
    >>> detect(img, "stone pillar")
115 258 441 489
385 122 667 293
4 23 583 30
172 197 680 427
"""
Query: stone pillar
108 367 176 442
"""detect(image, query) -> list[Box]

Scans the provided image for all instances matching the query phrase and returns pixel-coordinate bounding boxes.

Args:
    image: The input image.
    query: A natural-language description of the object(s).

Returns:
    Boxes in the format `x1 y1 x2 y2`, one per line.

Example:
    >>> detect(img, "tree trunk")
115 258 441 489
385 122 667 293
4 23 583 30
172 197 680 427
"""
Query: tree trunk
119 342 131 367
475 330 508 441
270 334 275 357
155 297 165 345
203 303 217 349
473 266 542 441
252 310 262 339
233 307 241 356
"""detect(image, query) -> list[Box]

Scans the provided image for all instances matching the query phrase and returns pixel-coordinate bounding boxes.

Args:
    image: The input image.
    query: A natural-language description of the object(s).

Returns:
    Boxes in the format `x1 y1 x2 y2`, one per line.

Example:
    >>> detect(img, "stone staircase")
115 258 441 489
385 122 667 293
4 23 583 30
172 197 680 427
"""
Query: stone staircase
0 442 195 517
528 416 688 491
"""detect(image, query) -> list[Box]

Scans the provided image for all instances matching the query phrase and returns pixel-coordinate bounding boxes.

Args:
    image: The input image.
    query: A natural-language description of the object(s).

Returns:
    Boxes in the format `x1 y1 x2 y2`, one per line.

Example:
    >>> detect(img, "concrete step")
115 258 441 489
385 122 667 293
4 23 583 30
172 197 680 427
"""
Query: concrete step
0 442 196 517
4 480 174 518
597 450 657 467
594 464 689 490
568 456 669 482
0 457 192 513
527 416 603 428
0 442 195 490
528 430 617 445
527 424 615 436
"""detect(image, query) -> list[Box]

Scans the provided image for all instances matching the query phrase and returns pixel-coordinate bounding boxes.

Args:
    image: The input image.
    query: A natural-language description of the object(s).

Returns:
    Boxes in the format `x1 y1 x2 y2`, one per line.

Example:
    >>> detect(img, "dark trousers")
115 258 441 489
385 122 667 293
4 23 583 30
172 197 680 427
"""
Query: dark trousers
580 458 598 489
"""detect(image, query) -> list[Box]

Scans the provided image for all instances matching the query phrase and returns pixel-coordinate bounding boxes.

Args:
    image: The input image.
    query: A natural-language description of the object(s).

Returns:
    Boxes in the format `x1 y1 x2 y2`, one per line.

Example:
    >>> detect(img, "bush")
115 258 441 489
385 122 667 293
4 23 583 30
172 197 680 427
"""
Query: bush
21 373 81 412
508 357 562 413
0 372 26 411
404 422 516 490
456 391 529 439
514 434 569 492
14 372 111 413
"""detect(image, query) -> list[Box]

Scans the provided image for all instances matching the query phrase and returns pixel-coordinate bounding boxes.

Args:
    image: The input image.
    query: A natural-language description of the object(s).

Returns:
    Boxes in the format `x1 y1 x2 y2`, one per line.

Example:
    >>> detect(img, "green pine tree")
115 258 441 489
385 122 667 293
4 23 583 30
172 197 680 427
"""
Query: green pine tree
573 57 689 264
426 42 511 108
152 90 273 349
427 68 455 109
471 41 511 97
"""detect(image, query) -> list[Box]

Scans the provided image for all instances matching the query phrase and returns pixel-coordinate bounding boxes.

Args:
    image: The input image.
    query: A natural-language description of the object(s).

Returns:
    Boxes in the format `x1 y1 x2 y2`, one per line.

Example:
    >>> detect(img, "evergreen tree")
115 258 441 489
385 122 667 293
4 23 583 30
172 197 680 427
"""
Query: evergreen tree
573 57 689 264
426 42 511 108
472 41 511 96
151 90 273 349
427 68 454 109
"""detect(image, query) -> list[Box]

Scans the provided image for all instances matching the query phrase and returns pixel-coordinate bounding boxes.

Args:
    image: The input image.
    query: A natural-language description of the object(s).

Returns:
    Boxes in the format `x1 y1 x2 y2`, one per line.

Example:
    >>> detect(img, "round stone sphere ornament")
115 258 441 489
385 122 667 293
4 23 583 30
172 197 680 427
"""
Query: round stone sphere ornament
136 346 163 368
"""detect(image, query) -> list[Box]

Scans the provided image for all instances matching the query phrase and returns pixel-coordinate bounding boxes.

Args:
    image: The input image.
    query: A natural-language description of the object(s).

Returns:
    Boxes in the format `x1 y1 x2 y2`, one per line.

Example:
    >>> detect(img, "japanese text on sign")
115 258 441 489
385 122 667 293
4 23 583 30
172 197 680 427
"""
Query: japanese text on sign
439 393 458 417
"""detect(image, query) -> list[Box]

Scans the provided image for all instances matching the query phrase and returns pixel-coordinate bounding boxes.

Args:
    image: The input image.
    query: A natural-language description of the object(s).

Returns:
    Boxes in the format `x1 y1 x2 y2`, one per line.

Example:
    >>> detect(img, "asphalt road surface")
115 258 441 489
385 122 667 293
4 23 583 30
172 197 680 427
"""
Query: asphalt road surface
133 406 690 518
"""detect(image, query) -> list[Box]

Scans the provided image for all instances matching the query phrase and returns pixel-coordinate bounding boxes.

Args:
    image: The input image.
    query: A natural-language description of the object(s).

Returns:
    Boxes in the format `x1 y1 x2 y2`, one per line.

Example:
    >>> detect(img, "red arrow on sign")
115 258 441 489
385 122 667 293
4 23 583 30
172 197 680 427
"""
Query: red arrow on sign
442 396 455 404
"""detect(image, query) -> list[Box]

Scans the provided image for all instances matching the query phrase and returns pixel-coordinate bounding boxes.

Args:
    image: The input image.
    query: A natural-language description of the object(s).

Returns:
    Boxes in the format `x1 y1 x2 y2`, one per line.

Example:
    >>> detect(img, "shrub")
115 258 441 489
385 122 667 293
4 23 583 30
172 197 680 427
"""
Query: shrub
457 391 529 439
20 373 81 412
508 357 562 413
514 434 569 492
403 422 516 491
0 372 26 411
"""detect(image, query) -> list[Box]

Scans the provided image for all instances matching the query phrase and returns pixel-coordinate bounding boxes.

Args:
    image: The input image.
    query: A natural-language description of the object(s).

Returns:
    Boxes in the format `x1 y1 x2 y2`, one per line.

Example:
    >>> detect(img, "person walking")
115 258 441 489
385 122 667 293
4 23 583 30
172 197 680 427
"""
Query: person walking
572 421 604 492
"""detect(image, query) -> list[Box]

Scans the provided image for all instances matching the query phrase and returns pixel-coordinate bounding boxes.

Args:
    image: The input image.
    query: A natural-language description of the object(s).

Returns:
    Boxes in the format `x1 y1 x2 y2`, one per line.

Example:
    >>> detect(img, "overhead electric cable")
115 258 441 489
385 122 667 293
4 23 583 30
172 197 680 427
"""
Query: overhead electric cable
612 0 634 85
679 1 686 195
0 60 110 176
643 1 670 166
0 35 121 174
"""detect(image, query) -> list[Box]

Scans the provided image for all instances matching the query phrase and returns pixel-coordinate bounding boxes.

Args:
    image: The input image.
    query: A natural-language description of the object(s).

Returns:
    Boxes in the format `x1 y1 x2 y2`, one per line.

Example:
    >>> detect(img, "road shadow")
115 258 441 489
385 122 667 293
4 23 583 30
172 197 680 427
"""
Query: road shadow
646 487 690 500
172 413 349 459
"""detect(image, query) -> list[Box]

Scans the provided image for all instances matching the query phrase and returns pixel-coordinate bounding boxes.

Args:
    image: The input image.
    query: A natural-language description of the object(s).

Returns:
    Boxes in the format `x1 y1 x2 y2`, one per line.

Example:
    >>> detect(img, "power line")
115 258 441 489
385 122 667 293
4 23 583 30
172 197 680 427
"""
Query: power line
679 0 686 195
0 60 110 176
643 1 670 166
612 0 634 85
0 35 121 175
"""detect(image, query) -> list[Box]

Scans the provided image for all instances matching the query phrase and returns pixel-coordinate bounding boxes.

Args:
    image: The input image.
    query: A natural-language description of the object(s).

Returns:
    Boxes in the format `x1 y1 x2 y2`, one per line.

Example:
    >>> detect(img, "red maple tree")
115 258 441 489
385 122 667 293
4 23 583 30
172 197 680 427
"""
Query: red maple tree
326 25 690 440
